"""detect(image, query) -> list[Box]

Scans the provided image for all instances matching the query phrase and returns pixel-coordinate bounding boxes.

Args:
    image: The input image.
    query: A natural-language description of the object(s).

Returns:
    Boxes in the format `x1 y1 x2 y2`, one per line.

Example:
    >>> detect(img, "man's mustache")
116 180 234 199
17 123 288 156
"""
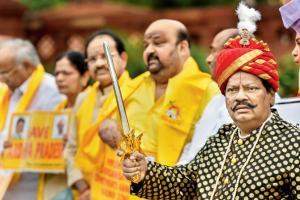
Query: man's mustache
95 66 108 73
231 101 257 112
147 53 159 64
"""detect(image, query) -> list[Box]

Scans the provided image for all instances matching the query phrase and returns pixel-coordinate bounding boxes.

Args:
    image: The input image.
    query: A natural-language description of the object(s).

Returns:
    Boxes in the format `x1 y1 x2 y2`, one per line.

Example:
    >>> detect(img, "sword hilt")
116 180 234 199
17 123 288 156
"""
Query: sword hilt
117 129 143 183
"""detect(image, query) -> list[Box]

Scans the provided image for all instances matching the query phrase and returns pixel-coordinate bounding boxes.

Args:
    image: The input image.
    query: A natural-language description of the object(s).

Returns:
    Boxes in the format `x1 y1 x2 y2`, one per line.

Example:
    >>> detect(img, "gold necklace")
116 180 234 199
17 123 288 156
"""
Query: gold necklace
210 114 272 200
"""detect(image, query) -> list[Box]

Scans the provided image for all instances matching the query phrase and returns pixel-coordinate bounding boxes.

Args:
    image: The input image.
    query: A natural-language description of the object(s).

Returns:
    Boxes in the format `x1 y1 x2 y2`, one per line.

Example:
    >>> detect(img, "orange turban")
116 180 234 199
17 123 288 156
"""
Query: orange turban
215 36 279 94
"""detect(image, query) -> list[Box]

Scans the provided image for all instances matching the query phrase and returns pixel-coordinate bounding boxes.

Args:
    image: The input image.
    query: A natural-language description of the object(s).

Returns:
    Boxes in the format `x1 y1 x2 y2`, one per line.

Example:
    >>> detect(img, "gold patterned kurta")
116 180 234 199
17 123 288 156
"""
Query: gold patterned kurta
131 111 300 199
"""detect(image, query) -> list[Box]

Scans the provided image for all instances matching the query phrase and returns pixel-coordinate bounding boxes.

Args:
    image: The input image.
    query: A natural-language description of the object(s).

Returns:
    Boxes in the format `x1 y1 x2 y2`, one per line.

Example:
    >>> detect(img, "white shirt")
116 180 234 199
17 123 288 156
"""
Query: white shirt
177 94 231 165
273 97 300 127
1 72 63 200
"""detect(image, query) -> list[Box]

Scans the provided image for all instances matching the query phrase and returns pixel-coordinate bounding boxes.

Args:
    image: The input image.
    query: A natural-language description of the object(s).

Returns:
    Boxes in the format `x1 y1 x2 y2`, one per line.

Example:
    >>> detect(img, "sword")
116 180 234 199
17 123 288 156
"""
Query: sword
103 42 130 134
103 42 142 183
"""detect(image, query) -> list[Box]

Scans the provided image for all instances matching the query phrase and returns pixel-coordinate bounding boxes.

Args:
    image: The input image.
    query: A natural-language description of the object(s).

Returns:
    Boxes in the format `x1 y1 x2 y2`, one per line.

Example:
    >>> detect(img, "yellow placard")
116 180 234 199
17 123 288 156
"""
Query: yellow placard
1 111 71 172
91 147 141 200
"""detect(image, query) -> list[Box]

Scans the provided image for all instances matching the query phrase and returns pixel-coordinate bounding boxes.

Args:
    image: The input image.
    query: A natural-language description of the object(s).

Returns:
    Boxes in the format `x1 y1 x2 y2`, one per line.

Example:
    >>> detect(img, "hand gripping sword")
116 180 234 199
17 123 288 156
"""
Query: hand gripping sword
103 42 143 183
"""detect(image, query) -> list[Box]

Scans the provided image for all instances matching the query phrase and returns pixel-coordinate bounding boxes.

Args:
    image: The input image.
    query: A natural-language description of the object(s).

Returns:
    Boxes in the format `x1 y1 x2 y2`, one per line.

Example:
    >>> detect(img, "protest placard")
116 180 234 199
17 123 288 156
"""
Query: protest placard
91 147 138 200
2 111 70 172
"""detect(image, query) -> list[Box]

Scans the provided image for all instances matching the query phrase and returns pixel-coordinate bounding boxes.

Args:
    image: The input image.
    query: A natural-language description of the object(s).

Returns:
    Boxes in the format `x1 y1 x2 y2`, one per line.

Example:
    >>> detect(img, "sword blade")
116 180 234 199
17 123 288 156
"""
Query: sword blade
103 42 130 134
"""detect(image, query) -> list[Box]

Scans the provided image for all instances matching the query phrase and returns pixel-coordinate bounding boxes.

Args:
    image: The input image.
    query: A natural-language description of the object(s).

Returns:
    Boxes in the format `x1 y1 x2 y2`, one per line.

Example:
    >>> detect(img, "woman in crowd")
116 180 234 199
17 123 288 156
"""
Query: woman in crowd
54 51 90 109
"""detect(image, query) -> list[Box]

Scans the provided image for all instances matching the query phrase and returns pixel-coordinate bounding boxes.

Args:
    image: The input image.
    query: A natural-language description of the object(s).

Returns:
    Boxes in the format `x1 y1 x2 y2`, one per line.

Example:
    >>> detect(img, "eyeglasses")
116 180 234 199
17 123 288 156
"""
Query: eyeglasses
85 52 118 64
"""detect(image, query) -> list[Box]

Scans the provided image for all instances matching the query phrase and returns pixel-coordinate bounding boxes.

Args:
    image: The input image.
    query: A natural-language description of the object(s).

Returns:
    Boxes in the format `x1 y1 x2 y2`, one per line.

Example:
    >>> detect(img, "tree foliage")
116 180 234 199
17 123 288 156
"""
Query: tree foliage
106 0 271 8
278 55 299 97
19 0 275 11
20 0 68 11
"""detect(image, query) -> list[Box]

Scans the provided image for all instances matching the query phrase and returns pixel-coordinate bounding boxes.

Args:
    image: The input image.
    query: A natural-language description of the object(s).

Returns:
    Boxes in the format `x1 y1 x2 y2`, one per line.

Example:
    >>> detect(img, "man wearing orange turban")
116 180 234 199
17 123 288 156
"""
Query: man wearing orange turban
215 35 279 94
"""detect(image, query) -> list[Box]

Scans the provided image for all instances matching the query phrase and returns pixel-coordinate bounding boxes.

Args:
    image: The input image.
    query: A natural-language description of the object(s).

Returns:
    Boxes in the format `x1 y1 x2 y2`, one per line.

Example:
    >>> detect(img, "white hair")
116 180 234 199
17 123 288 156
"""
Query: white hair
0 39 41 67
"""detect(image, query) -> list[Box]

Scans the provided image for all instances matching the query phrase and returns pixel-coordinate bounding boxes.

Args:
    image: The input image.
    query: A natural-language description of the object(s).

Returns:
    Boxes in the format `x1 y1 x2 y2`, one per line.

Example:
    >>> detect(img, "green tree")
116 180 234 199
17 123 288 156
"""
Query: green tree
20 0 68 11
106 0 271 8
278 54 299 97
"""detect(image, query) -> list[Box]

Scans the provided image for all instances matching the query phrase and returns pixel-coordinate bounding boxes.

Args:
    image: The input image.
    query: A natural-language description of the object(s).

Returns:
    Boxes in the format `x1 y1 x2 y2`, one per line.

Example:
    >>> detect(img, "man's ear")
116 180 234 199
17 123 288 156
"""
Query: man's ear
269 90 276 106
178 40 190 58
21 59 35 71
120 52 128 70
179 40 189 51
120 52 128 63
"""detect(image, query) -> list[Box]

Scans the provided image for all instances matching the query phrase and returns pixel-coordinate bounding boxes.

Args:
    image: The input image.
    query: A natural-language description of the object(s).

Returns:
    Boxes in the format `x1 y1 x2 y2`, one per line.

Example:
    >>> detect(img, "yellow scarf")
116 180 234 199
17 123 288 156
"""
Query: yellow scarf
0 65 45 132
79 72 147 200
157 58 219 165
0 84 10 132
75 81 99 145
74 72 132 179
56 85 92 111
55 99 68 110
137 57 219 165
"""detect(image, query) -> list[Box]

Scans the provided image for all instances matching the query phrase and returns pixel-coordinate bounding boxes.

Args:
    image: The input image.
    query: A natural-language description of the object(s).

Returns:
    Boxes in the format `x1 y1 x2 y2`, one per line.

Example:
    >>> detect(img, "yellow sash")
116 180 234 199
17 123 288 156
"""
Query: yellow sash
0 65 45 195
0 84 10 132
55 99 68 110
74 72 132 180
78 71 150 164
75 82 99 145
37 175 45 200
140 57 220 165
157 58 219 165
78 72 147 200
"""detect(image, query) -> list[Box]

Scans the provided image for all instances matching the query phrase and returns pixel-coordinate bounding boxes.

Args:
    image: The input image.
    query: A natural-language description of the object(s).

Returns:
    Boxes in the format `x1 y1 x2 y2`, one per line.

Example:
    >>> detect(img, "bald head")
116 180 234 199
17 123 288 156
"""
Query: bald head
145 19 190 48
148 19 187 30
206 28 239 80
212 28 238 50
